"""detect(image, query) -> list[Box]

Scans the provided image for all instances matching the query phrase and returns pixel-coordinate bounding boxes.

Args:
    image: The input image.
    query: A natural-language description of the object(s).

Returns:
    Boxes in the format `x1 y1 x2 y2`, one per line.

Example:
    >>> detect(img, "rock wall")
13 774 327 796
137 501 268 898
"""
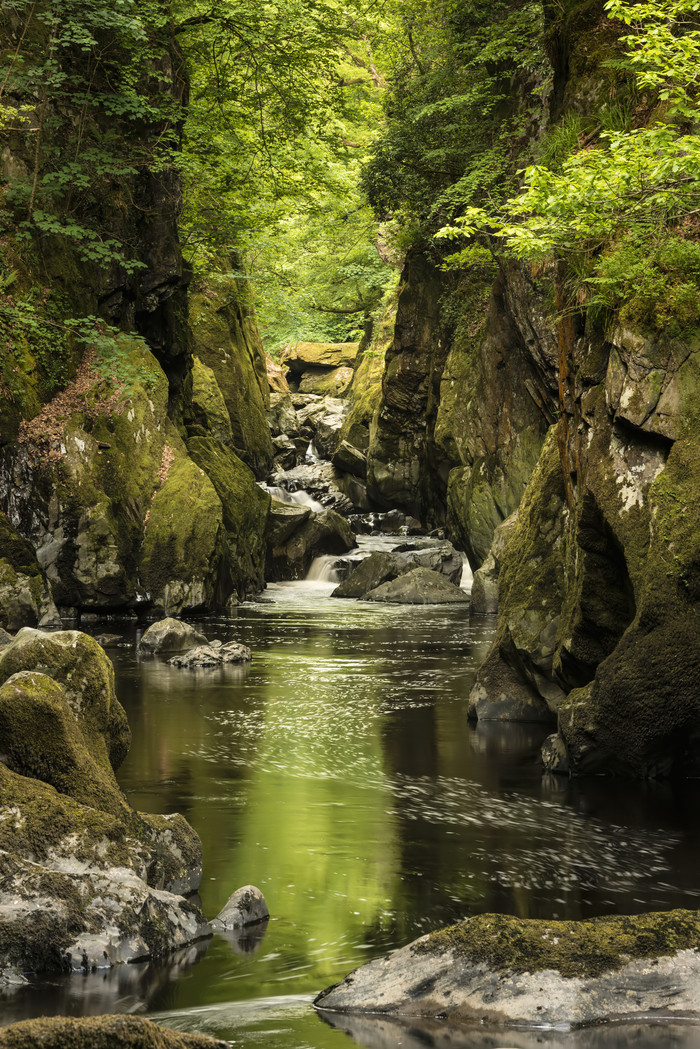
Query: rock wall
0 17 271 623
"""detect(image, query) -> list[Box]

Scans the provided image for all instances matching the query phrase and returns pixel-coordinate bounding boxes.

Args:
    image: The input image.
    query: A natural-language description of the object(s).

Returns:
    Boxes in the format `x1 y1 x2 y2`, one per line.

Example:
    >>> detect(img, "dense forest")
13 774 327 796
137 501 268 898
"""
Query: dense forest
2 0 700 1044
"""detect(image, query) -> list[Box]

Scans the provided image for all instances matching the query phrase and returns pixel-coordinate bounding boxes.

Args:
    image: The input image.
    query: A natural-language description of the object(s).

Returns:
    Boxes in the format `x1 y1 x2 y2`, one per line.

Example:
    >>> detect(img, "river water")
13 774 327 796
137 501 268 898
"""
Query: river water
4 573 700 1047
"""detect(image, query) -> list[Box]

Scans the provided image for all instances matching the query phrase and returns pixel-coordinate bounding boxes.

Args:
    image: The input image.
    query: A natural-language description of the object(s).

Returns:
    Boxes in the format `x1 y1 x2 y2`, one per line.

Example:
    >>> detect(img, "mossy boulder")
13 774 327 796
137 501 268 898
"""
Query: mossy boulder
0 1015 227 1049
315 909 700 1028
0 630 208 977
187 436 270 599
185 356 234 444
281 342 359 373
469 429 567 721
140 444 232 615
138 618 208 654
188 284 273 479
367 567 469 605
0 513 59 631
0 627 130 770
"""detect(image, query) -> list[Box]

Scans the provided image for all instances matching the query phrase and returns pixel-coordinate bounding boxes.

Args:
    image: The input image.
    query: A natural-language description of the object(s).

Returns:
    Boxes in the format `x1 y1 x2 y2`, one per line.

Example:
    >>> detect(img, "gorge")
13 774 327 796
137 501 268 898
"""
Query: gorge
1 0 700 1045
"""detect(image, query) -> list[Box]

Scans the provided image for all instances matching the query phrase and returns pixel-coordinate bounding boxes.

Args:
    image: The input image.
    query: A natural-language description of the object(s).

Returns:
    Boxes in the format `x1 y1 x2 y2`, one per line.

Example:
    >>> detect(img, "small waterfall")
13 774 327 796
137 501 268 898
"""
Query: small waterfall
306 555 341 582
460 556 473 590
305 442 320 462
260 484 324 513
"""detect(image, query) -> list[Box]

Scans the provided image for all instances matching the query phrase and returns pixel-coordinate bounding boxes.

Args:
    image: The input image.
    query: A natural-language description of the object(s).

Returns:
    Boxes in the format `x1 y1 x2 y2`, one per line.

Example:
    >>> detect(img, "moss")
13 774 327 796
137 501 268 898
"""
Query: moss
0 628 130 771
0 671 129 817
187 436 270 598
0 1015 226 1049
414 909 700 979
0 513 41 578
186 356 233 442
188 286 273 478
140 453 229 613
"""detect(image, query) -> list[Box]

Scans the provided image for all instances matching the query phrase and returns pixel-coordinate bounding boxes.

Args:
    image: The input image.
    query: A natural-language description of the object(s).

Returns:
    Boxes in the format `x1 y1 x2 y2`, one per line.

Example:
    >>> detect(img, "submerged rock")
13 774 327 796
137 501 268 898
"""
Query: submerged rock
0 629 209 977
367 567 469 605
0 1016 227 1049
211 885 269 930
138 617 208 654
315 910 700 1028
168 641 252 669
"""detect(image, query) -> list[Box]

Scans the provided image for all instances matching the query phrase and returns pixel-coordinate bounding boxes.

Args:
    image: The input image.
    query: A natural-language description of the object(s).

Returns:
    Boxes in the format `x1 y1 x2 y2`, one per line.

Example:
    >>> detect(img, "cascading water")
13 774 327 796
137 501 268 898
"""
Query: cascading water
305 554 341 582
260 483 324 513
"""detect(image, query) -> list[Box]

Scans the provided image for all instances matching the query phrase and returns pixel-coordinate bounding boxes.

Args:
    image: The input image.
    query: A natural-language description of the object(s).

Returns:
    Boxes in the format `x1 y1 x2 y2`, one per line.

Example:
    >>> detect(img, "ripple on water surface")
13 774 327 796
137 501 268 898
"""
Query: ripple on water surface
5 577 700 1049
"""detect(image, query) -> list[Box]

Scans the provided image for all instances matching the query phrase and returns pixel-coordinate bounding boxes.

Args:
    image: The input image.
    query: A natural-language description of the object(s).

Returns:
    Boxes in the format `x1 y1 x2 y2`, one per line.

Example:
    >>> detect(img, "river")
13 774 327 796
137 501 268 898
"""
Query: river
3 571 700 1047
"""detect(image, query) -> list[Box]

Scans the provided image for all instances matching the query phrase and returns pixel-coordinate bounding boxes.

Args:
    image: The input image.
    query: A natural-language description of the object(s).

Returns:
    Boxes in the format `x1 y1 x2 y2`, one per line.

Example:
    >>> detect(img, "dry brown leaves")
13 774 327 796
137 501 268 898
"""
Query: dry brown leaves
17 349 125 466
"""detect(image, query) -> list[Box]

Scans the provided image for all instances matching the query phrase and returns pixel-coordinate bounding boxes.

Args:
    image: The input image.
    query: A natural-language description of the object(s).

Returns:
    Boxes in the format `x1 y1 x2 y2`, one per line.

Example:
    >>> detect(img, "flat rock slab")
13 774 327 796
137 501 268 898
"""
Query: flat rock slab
315 910 700 1028
282 341 359 372
366 567 469 604
168 641 252 668
0 1015 227 1048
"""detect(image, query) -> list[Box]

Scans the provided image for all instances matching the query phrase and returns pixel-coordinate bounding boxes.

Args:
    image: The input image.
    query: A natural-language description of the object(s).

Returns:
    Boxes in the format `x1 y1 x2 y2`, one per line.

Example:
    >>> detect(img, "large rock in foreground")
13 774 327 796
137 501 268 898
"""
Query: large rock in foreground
0 629 209 977
0 1016 226 1049
315 910 700 1028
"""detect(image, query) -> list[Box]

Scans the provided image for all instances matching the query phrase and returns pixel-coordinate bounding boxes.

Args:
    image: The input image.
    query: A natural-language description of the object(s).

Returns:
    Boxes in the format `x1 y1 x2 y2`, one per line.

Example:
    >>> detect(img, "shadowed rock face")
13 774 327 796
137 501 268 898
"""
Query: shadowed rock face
315 910 700 1029
0 629 209 977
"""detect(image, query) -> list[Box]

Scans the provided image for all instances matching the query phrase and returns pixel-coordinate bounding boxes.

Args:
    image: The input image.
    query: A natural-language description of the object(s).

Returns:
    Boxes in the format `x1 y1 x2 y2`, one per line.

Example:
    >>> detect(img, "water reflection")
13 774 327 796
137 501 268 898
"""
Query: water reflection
4 578 700 1049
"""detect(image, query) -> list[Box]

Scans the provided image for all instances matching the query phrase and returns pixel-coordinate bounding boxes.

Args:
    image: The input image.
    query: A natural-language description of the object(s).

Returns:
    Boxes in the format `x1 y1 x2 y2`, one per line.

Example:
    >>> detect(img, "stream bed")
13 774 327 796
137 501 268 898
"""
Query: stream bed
3 574 700 1047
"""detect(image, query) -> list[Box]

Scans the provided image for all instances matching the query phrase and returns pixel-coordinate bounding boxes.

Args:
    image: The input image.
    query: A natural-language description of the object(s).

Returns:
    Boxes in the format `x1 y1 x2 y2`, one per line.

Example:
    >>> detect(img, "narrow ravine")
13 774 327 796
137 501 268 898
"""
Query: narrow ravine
3 579 700 1048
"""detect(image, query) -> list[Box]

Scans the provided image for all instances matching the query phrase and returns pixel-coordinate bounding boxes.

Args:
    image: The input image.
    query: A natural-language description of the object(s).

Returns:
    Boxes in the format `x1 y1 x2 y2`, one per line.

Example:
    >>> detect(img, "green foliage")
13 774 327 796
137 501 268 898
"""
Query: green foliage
437 0 700 335
360 0 549 238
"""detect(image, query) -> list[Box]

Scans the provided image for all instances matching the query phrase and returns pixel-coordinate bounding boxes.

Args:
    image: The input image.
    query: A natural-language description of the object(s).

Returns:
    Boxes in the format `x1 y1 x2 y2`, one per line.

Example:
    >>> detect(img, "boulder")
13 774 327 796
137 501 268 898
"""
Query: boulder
168 641 252 669
185 356 234 445
0 630 209 977
267 393 299 437
0 628 13 647
0 513 60 632
470 552 499 613
267 509 356 581
139 618 208 654
281 341 359 373
0 1016 227 1049
265 498 312 548
299 366 354 396
332 440 367 479
272 433 297 471
211 885 269 930
393 540 463 584
332 551 400 599
367 567 469 604
315 910 700 1028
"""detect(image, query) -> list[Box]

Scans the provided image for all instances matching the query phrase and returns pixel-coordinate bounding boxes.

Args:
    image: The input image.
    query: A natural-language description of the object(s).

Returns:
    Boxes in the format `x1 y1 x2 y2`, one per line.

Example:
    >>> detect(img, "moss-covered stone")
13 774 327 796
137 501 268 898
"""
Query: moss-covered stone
0 627 130 770
188 283 273 479
0 1015 226 1049
0 670 128 816
186 356 234 443
187 436 270 599
414 910 700 980
0 513 58 631
140 452 230 615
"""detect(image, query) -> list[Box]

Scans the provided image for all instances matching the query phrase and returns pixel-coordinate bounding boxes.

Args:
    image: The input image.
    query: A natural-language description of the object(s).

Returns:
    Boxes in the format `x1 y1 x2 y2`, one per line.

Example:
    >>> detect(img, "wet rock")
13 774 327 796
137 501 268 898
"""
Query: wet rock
266 499 312 547
267 393 299 438
211 885 269 930
0 1015 227 1049
367 567 469 605
269 462 355 515
267 509 356 581
470 552 499 614
542 732 570 774
272 434 297 471
332 440 367 479
393 540 463 585
94 633 124 648
0 630 209 977
138 618 208 654
167 641 252 669
314 910 700 1028
332 551 400 599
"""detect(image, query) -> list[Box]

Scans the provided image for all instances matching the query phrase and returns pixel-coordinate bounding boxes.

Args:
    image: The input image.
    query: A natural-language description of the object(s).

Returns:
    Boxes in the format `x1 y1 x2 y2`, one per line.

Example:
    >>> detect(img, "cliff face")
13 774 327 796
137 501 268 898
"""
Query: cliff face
0 7 271 622
367 1 700 777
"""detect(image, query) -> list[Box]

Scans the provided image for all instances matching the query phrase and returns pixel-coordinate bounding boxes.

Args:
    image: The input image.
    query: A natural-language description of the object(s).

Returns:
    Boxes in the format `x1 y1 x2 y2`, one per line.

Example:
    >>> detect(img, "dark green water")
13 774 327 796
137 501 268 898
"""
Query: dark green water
4 577 700 1047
